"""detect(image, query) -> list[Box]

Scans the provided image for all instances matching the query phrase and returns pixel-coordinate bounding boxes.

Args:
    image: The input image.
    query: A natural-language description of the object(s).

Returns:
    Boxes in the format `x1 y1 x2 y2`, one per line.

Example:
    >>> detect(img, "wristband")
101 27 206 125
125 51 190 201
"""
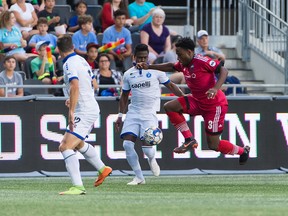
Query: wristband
118 113 123 118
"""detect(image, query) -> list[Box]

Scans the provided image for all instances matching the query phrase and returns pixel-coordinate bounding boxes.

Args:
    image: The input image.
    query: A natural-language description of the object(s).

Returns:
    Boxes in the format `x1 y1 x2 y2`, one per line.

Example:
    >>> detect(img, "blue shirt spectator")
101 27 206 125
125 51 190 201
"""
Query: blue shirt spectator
29 33 57 48
128 0 155 30
72 30 98 53
102 25 132 52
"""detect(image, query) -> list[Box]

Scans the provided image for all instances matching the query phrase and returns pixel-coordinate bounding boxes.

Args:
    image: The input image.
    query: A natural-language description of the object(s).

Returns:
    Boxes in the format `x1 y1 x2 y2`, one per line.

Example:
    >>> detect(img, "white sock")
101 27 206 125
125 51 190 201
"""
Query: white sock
61 149 83 186
123 140 144 180
142 146 156 161
78 142 105 171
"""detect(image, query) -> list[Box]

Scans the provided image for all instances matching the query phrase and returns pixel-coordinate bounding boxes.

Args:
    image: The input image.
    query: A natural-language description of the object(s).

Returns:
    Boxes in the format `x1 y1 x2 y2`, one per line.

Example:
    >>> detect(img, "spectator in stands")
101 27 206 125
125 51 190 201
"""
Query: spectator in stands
0 55 24 97
30 40 55 84
26 0 45 12
163 34 182 64
140 8 171 64
68 0 87 33
100 0 133 32
102 9 132 71
195 30 226 62
85 42 99 70
128 0 156 30
37 0 67 33
0 11 37 62
28 17 58 54
0 0 9 12
9 0 39 40
72 14 98 56
94 53 122 96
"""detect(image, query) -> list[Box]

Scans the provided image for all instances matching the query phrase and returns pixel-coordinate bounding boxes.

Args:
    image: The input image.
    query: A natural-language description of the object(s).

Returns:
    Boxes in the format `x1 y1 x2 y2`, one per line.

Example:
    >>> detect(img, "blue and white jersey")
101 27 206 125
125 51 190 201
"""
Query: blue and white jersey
62 53 99 113
122 67 170 118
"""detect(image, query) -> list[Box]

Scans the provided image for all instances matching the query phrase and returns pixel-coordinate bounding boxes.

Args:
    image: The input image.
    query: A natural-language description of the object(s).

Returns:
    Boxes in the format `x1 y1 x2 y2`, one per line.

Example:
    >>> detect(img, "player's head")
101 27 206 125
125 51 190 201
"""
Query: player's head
133 43 149 63
175 37 195 66
57 34 74 54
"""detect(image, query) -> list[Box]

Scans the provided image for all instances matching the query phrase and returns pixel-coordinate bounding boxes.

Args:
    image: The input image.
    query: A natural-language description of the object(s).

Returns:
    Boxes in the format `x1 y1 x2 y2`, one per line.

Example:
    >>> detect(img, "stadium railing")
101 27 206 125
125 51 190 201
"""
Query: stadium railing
1 84 288 97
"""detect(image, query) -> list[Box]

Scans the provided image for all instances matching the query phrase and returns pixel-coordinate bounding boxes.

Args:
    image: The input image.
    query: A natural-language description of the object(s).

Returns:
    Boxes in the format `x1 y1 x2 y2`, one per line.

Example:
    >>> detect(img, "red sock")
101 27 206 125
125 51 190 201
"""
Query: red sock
217 140 244 155
166 111 192 139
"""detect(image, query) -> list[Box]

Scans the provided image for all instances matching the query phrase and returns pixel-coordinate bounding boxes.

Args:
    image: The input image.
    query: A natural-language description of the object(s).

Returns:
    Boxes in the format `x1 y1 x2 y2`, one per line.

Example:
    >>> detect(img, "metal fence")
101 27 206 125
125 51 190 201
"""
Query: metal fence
239 0 288 88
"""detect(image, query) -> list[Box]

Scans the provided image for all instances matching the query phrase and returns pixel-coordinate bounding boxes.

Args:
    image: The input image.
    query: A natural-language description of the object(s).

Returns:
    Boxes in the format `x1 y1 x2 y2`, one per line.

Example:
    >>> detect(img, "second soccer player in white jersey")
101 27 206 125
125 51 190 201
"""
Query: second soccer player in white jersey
57 35 112 195
115 44 185 185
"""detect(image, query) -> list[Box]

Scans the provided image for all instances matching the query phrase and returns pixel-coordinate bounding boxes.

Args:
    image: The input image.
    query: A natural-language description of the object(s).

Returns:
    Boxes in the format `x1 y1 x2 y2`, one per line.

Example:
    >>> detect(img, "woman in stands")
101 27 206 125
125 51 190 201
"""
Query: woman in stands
140 8 171 64
0 11 37 62
93 53 122 96
9 0 39 40
100 0 133 32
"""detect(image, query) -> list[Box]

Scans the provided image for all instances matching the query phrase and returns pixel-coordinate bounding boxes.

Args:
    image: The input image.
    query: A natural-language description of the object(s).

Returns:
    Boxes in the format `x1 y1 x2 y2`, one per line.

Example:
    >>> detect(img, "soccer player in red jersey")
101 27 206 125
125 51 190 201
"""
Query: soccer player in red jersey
137 37 250 165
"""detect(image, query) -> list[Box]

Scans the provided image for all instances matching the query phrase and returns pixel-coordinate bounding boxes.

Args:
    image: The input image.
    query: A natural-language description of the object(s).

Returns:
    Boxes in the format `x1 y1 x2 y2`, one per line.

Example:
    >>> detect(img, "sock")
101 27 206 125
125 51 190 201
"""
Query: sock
123 140 144 180
61 149 83 186
217 140 244 155
166 111 193 139
78 142 105 171
142 146 155 161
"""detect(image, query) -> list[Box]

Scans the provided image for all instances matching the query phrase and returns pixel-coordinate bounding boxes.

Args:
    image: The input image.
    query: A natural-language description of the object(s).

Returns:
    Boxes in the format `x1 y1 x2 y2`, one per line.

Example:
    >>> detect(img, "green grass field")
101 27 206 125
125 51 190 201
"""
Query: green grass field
1 175 288 216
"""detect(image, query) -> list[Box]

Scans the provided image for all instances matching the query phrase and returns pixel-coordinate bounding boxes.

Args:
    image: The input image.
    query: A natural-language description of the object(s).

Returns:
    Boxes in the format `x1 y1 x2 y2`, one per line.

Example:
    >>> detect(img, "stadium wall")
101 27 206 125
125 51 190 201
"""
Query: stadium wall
0 97 288 173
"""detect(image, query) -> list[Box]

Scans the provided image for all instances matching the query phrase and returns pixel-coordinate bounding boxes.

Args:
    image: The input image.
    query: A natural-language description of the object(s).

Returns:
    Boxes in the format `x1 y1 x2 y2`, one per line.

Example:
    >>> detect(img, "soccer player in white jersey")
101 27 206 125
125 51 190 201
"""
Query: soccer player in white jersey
115 44 185 185
57 34 112 195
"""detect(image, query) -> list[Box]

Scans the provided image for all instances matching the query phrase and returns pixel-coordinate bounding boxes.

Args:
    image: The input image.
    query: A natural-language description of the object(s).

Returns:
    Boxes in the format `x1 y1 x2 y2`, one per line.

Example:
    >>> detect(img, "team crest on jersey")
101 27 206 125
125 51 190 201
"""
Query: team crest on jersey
146 72 152 78
209 61 216 67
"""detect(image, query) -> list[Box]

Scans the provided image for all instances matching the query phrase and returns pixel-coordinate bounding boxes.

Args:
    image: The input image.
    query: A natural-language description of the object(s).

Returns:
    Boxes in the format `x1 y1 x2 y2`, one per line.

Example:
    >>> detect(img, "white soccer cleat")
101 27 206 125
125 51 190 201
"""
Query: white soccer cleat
148 158 160 177
127 177 146 185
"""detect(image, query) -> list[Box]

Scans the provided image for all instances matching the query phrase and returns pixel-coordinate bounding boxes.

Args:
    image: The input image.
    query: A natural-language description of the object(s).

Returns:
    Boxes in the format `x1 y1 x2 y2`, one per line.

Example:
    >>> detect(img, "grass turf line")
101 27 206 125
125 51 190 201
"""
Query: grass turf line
0 175 288 216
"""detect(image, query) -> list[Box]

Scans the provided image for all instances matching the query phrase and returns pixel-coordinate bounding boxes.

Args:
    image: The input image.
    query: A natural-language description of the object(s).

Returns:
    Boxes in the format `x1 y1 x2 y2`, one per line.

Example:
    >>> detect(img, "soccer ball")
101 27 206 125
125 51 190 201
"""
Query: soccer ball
143 127 163 145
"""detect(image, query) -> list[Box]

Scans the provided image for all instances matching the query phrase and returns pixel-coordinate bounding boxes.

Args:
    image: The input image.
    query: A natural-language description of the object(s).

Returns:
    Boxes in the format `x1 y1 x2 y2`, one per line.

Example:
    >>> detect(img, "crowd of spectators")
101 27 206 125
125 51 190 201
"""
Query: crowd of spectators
0 0 215 97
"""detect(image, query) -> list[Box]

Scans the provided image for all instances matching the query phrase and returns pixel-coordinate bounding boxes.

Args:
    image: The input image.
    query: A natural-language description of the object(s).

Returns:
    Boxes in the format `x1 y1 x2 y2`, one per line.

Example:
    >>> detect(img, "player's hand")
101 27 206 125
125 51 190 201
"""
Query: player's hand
115 117 123 132
206 88 217 99
68 112 74 132
65 99 70 108
136 62 149 70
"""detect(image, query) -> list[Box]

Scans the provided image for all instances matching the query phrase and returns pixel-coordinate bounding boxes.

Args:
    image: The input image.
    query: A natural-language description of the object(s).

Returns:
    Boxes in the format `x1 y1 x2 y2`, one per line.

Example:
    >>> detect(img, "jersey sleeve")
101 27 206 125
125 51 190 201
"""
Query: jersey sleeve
156 70 170 84
205 58 222 74
173 61 183 72
64 61 79 82
122 72 130 92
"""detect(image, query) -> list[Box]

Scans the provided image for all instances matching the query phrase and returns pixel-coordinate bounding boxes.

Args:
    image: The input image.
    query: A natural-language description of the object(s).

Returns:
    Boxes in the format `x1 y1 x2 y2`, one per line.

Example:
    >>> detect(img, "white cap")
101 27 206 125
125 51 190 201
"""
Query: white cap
197 30 208 39
152 8 166 18
36 41 50 51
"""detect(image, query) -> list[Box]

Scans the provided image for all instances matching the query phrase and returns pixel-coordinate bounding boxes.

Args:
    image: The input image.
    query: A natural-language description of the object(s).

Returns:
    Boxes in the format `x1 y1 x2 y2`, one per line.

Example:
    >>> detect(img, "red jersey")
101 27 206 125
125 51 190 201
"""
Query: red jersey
174 54 227 106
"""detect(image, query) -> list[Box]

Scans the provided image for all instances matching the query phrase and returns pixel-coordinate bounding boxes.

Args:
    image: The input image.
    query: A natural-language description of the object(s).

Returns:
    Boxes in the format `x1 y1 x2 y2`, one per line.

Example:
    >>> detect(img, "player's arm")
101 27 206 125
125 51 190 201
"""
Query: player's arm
137 62 175 72
164 81 185 97
68 79 79 131
206 65 228 99
115 90 130 132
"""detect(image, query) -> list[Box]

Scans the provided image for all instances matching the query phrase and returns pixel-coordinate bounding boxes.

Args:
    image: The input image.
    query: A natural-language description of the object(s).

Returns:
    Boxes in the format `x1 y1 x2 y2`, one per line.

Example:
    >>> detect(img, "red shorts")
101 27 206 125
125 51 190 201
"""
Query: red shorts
178 95 228 135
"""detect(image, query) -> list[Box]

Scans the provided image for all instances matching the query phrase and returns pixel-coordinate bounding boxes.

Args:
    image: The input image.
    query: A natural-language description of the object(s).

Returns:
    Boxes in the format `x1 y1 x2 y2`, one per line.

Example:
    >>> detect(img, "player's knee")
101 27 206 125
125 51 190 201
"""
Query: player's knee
59 141 68 152
207 140 219 151
123 140 134 151
164 101 174 112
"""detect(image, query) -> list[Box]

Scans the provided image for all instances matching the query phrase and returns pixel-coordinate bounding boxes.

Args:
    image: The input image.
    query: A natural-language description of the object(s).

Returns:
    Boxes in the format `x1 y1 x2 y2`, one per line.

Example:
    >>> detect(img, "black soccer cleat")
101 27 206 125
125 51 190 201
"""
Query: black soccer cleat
173 139 198 154
239 146 250 165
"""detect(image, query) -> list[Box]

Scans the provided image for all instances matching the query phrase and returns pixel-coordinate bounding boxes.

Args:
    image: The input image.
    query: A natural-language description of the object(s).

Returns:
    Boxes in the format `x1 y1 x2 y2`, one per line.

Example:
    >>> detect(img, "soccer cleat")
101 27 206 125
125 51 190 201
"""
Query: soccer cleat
127 177 146 185
59 186 86 195
94 166 112 187
239 146 250 165
148 158 160 176
173 139 198 154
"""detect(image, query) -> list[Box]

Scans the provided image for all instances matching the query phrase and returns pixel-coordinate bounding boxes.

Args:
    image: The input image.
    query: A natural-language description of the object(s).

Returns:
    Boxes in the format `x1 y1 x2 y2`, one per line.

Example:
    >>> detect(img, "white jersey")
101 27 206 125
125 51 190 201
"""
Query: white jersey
122 67 170 118
63 53 99 113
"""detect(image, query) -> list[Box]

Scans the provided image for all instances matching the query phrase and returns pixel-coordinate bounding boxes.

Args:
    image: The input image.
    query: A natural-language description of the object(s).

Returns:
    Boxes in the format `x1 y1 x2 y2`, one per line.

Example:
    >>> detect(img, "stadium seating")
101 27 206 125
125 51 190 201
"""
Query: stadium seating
54 5 73 26
22 56 37 79
86 5 102 33
23 79 50 95
73 0 98 5
55 0 67 5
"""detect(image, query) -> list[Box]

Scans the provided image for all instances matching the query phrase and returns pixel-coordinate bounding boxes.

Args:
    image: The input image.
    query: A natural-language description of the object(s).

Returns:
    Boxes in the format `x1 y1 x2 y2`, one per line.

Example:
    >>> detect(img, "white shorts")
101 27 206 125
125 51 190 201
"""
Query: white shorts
120 114 158 140
66 111 99 140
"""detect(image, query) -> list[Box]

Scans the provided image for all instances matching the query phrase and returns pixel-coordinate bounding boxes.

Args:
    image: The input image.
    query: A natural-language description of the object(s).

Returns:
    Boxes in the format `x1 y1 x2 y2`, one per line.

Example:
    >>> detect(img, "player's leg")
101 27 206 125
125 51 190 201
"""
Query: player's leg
140 117 160 176
204 105 250 165
76 141 112 187
121 119 145 185
164 95 198 153
59 133 86 195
